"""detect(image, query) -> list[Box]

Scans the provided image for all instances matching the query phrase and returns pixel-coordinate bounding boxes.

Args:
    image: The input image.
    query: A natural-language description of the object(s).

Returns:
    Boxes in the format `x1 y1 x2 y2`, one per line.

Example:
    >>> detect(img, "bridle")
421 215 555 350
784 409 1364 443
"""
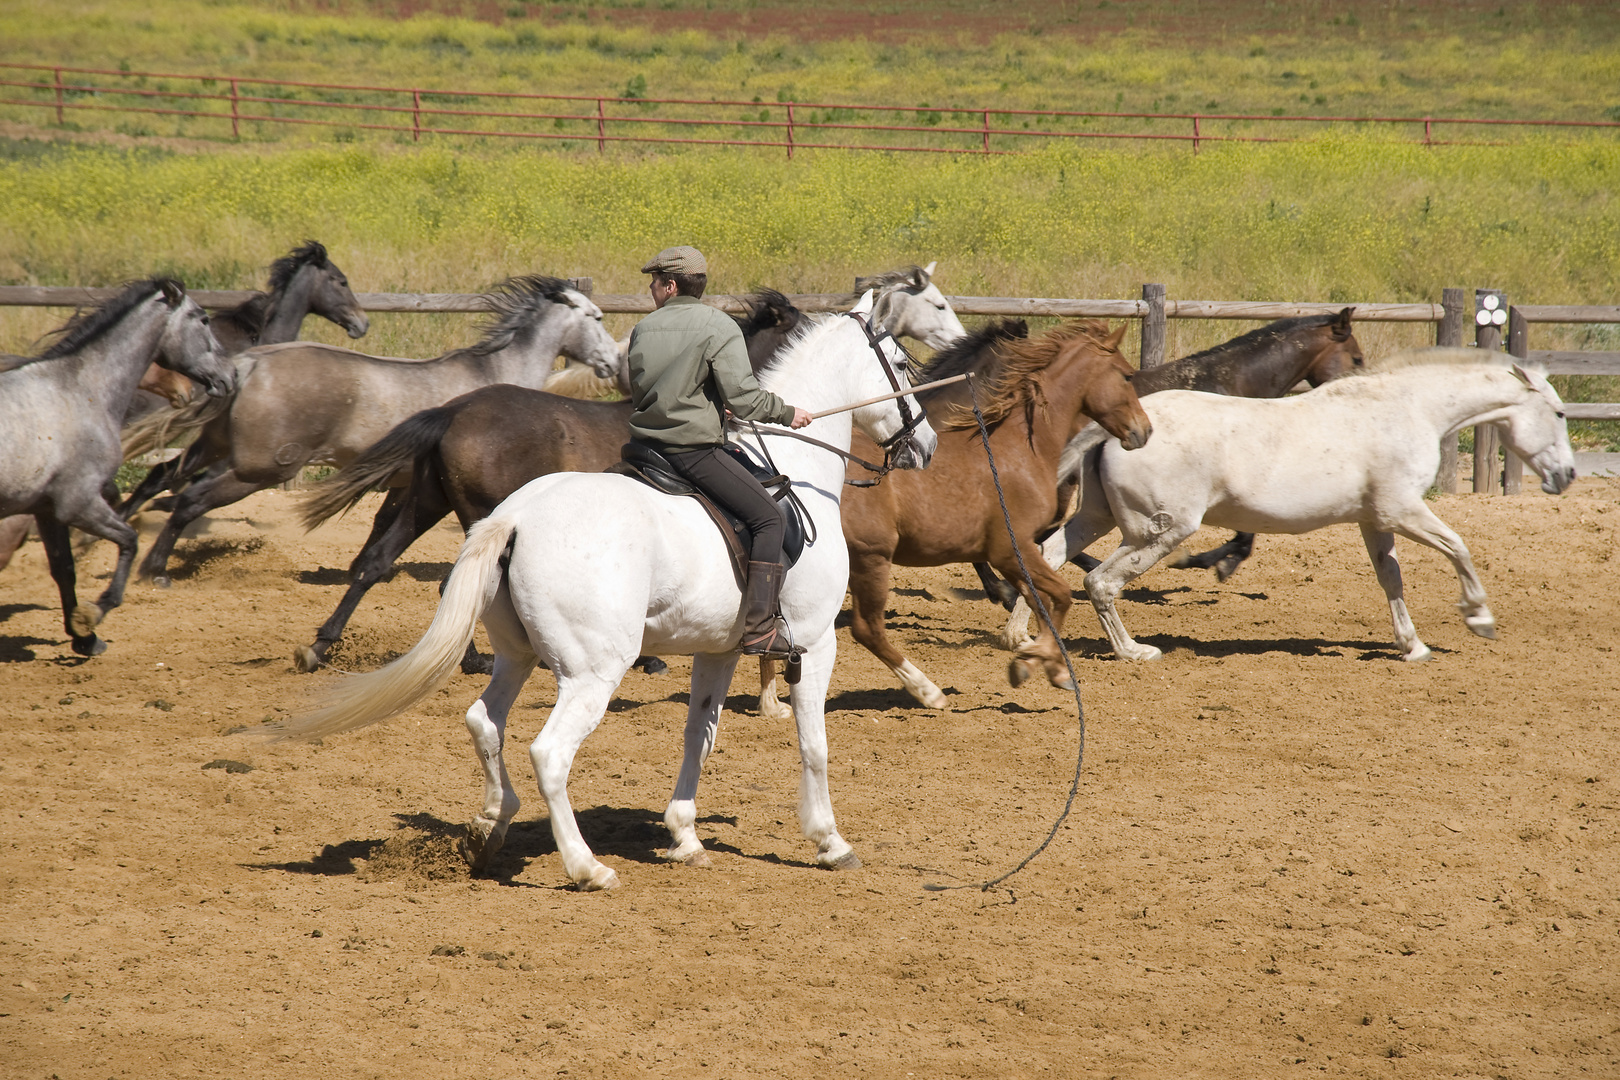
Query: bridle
839 309 929 484
731 310 930 487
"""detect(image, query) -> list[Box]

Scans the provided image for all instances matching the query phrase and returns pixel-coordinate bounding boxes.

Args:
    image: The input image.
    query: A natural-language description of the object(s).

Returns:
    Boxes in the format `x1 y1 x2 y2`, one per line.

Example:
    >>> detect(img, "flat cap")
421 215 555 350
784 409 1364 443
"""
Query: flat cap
641 245 707 275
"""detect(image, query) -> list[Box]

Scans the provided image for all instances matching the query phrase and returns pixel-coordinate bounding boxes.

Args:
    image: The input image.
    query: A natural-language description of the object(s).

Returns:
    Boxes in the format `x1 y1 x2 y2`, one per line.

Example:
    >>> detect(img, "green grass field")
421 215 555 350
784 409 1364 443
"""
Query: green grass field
1 2 1616 444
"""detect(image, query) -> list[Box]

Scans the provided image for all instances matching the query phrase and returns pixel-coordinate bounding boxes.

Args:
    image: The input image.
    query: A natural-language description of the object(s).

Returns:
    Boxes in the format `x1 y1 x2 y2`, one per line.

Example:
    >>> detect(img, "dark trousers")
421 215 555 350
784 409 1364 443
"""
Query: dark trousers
664 445 785 566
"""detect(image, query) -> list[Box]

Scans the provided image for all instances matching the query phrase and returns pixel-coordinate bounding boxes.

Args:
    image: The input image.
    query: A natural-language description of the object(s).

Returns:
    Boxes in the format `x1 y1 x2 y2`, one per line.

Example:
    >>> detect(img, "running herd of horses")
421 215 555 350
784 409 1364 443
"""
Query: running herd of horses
1 241 1578 888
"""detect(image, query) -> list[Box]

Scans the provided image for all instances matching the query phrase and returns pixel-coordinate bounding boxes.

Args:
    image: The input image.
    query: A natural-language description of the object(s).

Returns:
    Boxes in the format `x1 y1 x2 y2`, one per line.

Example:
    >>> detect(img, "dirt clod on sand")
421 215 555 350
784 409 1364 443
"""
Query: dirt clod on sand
1 484 1617 1078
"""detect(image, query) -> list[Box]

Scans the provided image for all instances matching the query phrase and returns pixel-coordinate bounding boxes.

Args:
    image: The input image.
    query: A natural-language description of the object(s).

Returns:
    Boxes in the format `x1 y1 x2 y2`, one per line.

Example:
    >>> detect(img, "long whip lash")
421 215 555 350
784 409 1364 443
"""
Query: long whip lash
924 372 1088 894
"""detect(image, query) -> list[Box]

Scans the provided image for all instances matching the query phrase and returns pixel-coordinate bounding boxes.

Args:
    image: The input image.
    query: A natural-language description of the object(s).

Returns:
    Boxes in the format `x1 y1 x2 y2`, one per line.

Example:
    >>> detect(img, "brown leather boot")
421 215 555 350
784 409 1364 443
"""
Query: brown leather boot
739 560 793 658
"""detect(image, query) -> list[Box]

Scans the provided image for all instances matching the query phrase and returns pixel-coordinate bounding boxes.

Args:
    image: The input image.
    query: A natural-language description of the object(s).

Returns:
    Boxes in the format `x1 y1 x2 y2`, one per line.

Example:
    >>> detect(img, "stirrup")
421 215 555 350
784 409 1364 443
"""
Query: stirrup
783 647 806 685
740 616 794 659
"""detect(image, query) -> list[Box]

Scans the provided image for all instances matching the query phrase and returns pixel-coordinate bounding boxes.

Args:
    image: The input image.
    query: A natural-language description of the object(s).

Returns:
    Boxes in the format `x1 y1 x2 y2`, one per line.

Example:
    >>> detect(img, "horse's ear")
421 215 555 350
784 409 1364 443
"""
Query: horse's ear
1510 363 1535 387
1333 306 1354 337
1103 324 1127 351
159 279 185 308
850 289 876 316
922 260 937 281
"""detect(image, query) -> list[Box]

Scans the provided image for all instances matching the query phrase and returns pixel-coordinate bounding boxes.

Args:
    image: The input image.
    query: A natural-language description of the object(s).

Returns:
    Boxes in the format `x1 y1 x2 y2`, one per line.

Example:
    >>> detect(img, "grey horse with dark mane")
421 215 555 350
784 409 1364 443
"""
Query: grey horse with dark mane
125 275 620 586
0 280 234 656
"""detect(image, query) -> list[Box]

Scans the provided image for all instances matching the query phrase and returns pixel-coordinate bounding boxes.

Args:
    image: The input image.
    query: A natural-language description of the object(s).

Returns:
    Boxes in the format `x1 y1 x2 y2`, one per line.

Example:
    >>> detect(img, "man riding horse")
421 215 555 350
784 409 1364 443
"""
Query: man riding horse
625 246 814 658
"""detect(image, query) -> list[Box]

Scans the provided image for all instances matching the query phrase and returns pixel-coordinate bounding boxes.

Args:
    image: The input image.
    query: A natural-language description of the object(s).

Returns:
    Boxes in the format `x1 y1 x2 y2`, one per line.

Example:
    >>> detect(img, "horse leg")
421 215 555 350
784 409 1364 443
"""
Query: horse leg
783 629 858 869
757 657 793 720
972 561 1020 611
1003 537 1077 692
35 515 104 657
1388 506 1496 642
0 514 32 572
137 468 268 586
530 672 624 890
1083 518 1197 662
1000 530 1068 651
67 496 141 631
848 550 945 709
1358 524 1430 662
460 587 539 870
296 485 449 672
118 441 219 520
1167 531 1257 582
664 651 740 865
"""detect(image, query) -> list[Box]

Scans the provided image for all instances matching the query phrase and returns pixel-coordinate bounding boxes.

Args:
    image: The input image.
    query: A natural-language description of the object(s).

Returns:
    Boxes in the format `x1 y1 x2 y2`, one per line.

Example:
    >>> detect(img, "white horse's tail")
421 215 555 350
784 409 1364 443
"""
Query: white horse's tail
1057 421 1111 484
266 515 515 742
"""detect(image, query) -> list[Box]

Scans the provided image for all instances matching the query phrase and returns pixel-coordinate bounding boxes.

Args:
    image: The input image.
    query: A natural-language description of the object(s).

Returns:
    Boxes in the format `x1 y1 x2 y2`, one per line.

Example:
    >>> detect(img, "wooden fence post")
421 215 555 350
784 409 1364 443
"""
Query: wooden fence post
596 98 605 152
1435 287 1466 493
983 109 990 154
230 79 240 139
786 102 795 160
412 89 422 142
1504 305 1528 494
567 277 593 295
1472 288 1506 495
1140 283 1166 369
54 67 64 125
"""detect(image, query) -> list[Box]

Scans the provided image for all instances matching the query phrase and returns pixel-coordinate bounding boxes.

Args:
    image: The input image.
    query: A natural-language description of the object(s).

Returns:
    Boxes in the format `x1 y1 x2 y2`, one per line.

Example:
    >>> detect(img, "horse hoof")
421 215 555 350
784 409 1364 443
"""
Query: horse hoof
151 575 171 589
1214 557 1243 583
1402 646 1434 662
460 653 494 676
1007 658 1033 688
1465 617 1496 640
292 645 322 673
575 864 620 891
680 850 713 868
1165 547 1194 569
70 635 107 657
758 698 794 721
458 819 507 870
1120 645 1163 662
823 850 862 871
69 604 103 637
1047 671 1076 692
636 656 668 675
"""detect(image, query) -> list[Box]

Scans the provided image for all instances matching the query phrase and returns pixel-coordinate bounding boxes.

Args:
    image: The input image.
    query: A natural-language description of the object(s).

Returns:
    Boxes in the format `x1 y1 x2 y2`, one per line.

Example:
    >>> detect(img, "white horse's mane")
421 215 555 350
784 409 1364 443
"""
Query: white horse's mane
1357 346 1526 375
755 312 848 380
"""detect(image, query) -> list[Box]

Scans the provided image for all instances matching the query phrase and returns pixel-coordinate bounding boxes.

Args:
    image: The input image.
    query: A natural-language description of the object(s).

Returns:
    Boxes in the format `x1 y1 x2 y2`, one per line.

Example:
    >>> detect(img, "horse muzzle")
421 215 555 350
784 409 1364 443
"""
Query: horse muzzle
1541 466 1576 495
344 311 371 339
1116 421 1152 451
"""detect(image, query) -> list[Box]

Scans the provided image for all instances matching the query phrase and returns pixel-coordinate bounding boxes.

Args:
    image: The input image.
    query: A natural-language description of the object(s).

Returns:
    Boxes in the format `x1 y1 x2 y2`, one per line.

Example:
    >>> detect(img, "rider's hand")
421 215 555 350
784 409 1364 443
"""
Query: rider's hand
789 406 813 429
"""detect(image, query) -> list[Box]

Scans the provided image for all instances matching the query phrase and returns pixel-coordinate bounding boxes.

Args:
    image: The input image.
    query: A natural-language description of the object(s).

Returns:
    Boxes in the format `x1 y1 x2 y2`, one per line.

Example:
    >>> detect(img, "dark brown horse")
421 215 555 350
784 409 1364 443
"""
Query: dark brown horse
981 308 1365 643
290 291 807 673
822 320 1151 710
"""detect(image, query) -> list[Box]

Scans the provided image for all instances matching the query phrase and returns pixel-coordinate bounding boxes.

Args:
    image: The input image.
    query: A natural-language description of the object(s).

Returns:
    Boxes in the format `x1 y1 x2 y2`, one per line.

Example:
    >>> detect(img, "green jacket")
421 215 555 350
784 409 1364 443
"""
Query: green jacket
625 295 795 450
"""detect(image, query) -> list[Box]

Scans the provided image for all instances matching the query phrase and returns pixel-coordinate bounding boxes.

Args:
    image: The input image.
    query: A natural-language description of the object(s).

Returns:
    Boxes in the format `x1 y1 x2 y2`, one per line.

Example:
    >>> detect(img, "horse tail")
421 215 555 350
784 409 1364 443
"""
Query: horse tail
542 361 621 401
1056 422 1110 484
300 404 458 531
265 515 514 743
120 386 233 462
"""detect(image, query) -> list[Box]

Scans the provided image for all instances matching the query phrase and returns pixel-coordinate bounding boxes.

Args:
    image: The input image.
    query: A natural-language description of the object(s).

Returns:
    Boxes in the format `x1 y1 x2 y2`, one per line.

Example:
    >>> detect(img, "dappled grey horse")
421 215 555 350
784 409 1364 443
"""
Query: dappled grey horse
126 275 621 586
0 280 234 656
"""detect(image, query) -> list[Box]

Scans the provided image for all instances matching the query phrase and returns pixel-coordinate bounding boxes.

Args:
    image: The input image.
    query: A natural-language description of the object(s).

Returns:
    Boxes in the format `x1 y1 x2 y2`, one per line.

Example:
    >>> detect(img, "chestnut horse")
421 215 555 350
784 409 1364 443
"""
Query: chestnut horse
820 320 1150 710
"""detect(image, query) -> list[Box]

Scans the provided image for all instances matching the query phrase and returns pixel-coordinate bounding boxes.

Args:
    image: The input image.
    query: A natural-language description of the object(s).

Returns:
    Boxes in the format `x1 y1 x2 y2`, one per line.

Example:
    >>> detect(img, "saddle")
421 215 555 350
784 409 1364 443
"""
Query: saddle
608 442 811 588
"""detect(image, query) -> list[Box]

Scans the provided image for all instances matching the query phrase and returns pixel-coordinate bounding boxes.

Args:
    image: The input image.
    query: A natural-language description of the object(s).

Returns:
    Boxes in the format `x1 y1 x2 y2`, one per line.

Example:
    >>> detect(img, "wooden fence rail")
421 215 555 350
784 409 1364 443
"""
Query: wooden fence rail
3 283 1614 488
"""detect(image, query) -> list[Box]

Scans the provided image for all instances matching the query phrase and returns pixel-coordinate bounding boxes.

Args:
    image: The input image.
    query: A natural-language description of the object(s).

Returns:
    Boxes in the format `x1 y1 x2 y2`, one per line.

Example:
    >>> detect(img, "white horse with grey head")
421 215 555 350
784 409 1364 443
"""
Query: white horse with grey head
268 292 938 891
1062 348 1576 662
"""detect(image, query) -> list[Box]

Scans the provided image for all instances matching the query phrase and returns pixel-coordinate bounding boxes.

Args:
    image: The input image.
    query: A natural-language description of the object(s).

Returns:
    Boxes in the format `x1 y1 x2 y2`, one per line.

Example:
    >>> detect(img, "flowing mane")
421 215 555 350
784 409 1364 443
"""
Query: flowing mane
29 279 175 362
266 239 329 294
853 266 926 293
915 318 1028 384
467 275 577 356
941 319 1120 431
754 312 847 380
734 288 800 337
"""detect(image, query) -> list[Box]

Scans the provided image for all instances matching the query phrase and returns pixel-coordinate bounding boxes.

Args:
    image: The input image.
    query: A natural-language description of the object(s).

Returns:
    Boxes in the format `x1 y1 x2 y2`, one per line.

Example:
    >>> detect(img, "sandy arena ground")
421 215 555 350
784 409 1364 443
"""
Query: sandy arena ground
1 480 1617 1078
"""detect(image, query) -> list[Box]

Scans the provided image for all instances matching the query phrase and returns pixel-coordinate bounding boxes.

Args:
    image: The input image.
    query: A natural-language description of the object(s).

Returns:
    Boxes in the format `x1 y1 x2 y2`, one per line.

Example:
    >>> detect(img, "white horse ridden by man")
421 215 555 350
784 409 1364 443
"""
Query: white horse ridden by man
270 292 938 891
1053 348 1576 662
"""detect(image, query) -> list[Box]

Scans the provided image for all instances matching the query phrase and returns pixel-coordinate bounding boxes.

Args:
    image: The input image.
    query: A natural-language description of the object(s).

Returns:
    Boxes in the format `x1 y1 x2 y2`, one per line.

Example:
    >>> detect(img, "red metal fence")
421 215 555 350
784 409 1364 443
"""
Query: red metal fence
3 61 1617 156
